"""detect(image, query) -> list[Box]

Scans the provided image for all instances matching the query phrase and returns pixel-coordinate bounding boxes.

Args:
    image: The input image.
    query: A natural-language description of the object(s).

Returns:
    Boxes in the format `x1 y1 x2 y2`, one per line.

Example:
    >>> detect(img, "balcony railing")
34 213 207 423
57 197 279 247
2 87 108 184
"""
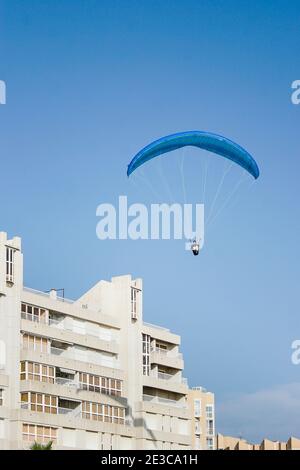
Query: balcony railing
49 317 65 328
23 286 74 304
157 371 173 381
192 386 207 392
50 346 68 356
151 347 183 360
149 371 188 387
21 402 81 418
143 394 186 408
55 377 78 387
49 317 113 342
143 322 169 332
58 406 81 417
21 311 47 324
21 302 114 342
50 346 119 369
152 347 168 354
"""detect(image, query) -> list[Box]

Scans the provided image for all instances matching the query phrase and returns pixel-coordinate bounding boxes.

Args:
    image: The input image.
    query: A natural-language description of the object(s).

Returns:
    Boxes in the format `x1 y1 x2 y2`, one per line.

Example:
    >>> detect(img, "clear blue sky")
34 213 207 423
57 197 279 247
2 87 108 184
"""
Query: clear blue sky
1 0 300 442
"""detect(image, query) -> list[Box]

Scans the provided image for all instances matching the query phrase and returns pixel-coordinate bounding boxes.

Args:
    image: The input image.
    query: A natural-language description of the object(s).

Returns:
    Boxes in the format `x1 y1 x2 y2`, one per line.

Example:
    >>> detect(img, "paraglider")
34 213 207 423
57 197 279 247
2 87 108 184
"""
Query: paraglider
127 131 260 257
127 130 259 180
191 240 200 256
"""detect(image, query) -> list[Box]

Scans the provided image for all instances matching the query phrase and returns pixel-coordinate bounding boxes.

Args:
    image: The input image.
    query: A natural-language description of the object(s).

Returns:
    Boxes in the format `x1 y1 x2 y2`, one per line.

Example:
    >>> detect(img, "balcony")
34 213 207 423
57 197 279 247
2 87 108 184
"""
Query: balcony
143 394 187 408
58 398 81 417
156 371 188 386
50 346 119 369
49 317 113 342
150 347 184 370
55 377 78 388
158 371 173 381
58 406 80 417
143 371 188 394
21 298 115 343
21 401 81 418
142 322 180 346
48 317 64 328
21 311 47 324
151 347 182 360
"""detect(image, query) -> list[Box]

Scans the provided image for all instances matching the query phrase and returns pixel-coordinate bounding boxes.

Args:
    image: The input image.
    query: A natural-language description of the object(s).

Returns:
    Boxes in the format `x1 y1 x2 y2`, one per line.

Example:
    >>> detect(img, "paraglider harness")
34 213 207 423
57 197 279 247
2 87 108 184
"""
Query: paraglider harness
191 239 200 256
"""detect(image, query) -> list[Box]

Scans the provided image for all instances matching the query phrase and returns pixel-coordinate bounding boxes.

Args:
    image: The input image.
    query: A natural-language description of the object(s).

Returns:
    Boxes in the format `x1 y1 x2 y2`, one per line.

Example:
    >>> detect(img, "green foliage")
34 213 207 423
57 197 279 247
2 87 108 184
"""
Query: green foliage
30 440 53 450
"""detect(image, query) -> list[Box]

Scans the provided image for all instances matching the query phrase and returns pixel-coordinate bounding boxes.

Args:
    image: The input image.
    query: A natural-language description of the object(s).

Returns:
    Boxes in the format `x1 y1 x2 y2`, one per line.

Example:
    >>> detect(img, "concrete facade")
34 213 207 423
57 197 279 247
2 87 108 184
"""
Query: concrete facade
0 232 195 450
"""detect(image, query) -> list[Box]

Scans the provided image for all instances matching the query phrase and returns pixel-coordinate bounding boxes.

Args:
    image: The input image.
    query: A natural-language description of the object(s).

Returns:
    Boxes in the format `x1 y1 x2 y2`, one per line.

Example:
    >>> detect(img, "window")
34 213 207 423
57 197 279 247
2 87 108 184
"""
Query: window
21 392 58 414
0 419 4 439
177 418 189 435
21 303 47 324
195 437 201 450
62 428 76 447
82 402 125 424
78 372 122 396
131 287 139 319
20 362 54 384
0 340 5 369
155 342 168 354
206 419 214 436
6 247 14 283
85 431 99 450
22 423 57 444
206 404 214 419
0 389 3 406
142 334 150 376
206 437 214 450
195 420 201 434
21 334 49 353
145 412 157 431
194 399 201 417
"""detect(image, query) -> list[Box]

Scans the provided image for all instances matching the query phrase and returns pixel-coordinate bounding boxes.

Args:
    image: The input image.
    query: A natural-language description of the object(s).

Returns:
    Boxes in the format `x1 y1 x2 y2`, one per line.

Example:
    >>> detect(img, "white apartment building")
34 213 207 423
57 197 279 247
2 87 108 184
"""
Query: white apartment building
0 232 194 450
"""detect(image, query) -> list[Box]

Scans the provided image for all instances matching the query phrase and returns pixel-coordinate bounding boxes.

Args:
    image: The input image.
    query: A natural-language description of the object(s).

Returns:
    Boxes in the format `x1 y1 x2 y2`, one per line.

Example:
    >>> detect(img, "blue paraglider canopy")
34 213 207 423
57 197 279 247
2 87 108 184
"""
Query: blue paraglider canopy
127 130 260 179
